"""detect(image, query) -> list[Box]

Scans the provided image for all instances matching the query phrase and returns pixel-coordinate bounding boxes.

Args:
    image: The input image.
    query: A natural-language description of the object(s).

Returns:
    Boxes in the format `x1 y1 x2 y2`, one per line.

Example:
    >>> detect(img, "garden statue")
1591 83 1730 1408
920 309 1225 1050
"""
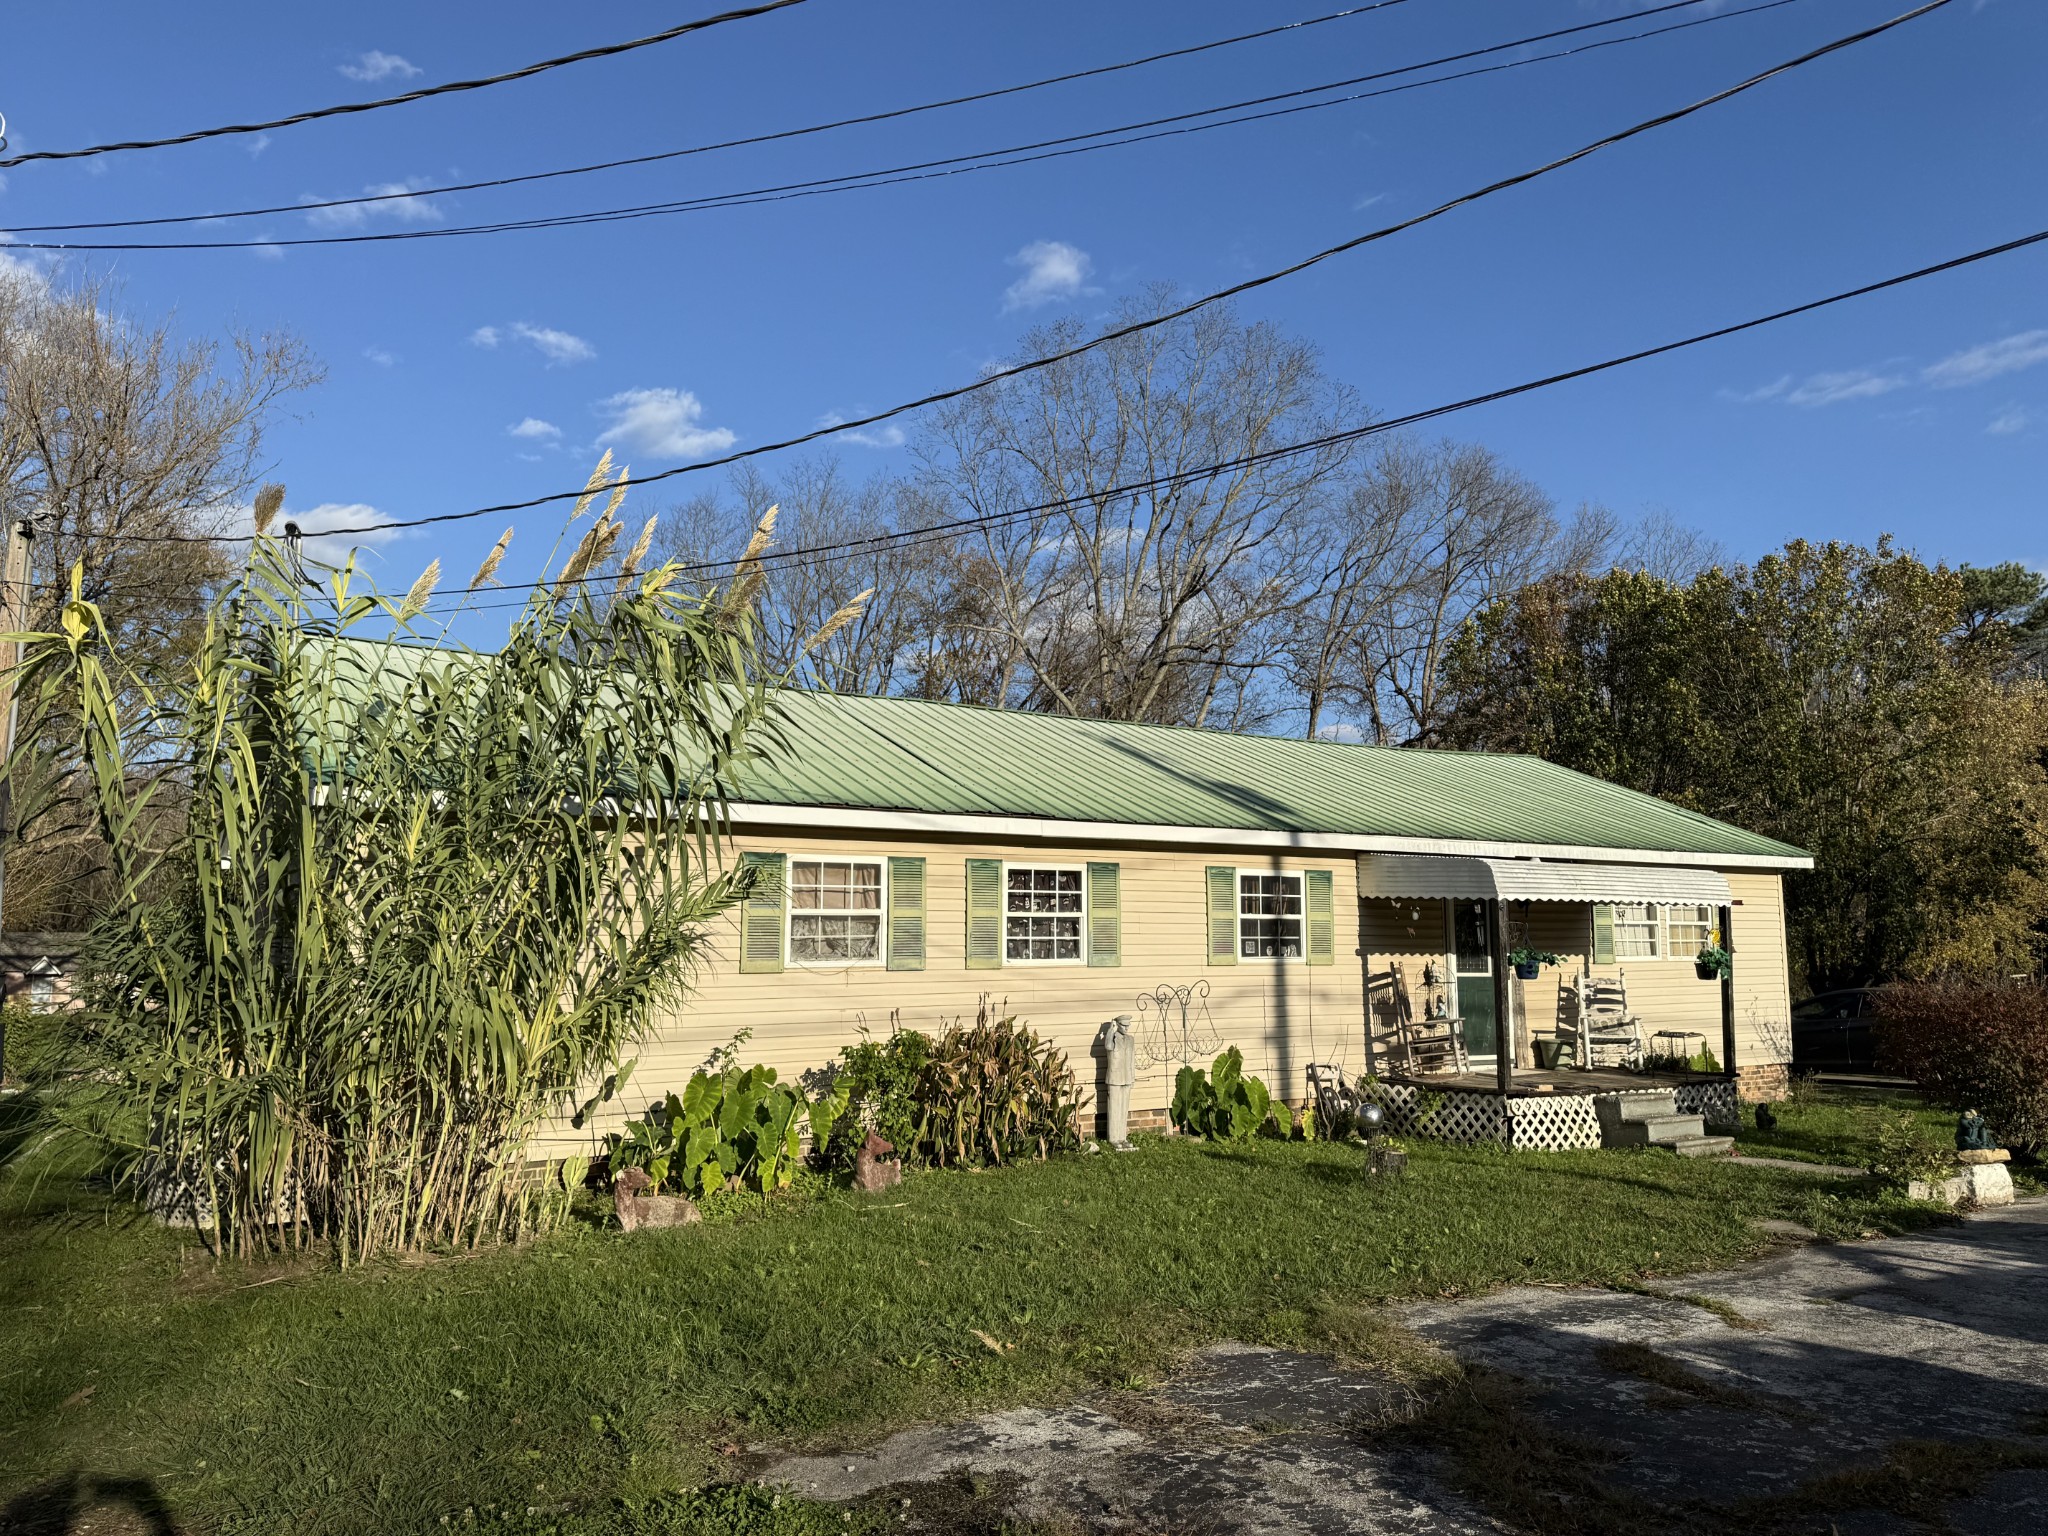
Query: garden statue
852 1130 903 1193
613 1168 701 1233
1097 1015 1137 1149
1956 1111 1998 1154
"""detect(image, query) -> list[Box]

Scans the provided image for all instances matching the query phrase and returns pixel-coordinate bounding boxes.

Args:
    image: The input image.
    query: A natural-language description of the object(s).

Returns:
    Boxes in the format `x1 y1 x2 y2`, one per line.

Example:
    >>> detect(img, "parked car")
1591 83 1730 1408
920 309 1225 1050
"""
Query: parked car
1790 987 1883 1073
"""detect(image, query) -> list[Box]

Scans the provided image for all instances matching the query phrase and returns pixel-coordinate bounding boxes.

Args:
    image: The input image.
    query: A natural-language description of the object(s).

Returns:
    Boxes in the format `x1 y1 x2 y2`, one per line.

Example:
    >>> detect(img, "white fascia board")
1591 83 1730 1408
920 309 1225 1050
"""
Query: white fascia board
722 801 1814 872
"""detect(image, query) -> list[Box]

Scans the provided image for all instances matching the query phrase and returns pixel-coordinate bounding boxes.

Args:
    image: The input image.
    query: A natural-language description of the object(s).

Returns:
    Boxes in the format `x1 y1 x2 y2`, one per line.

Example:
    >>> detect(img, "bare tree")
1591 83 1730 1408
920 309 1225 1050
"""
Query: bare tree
911 292 1363 727
0 266 322 928
1614 507 1726 583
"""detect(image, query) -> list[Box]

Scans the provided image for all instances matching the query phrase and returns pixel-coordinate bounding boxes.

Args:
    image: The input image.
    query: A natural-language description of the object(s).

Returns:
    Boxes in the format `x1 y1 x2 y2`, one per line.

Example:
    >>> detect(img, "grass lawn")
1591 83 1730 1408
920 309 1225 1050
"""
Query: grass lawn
0 1091 1960 1536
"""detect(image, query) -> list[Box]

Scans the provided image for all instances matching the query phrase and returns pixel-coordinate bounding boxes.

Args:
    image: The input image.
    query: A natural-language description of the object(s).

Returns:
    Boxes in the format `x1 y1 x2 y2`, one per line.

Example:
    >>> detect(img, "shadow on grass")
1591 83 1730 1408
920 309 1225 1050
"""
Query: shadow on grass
1 1472 181 1535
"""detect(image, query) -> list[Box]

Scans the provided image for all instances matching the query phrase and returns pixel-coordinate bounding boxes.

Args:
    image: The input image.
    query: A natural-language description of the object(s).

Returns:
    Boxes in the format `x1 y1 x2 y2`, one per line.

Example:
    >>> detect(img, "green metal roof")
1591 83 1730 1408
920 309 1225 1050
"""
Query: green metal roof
738 691 1808 864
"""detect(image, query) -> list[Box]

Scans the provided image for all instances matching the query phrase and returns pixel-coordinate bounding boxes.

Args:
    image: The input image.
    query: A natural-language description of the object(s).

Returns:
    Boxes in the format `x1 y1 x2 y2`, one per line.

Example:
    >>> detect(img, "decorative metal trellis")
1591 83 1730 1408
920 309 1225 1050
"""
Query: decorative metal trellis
1133 980 1224 1071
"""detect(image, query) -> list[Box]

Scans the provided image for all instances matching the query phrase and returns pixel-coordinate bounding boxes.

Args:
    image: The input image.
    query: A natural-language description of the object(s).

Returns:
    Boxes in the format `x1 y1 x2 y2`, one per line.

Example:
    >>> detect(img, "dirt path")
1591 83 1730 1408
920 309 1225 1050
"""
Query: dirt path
766 1199 2048 1533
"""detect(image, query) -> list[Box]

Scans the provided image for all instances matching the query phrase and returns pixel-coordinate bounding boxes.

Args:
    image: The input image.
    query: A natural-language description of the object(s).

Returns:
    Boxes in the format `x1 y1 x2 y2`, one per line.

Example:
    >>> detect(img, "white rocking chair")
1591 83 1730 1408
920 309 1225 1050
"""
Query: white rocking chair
1574 971 1645 1070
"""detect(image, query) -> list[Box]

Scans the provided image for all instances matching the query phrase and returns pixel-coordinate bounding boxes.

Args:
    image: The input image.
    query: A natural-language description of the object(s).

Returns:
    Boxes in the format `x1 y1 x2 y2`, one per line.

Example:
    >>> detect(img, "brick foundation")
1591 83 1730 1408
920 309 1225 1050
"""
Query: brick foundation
1735 1062 1790 1103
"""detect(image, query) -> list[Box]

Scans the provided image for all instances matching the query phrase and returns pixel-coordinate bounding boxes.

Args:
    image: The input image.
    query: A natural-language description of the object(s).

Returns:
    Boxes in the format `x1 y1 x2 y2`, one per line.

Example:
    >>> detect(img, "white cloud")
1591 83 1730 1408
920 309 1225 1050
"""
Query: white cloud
302 178 443 231
594 388 735 460
1002 240 1097 312
222 499 405 566
469 325 500 348
339 51 421 83
1922 330 2048 389
1987 405 2029 436
1724 369 1905 408
246 134 271 158
362 346 396 367
0 243 52 293
249 239 285 262
508 417 562 441
1352 192 1387 213
508 321 595 365
818 412 906 449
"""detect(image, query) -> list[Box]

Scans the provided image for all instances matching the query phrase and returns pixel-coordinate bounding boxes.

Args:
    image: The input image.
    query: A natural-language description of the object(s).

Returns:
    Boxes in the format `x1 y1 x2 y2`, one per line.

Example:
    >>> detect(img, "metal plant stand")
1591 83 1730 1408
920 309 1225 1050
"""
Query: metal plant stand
1133 980 1223 1072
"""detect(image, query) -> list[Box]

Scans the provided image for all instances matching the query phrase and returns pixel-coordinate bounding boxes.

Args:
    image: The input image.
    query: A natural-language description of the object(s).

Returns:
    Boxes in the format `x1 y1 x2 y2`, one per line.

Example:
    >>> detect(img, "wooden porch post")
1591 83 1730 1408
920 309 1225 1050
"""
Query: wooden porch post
1718 901 1739 1087
1490 898 1514 1098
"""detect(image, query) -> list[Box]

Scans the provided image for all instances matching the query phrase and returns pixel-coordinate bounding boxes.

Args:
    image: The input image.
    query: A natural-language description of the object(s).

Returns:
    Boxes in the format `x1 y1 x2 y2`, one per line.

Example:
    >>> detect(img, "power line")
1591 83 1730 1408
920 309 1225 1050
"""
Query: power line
6 0 1421 229
8 0 1805 254
0 0 812 169
49 213 2048 612
385 220 2046 612
53 0 1962 549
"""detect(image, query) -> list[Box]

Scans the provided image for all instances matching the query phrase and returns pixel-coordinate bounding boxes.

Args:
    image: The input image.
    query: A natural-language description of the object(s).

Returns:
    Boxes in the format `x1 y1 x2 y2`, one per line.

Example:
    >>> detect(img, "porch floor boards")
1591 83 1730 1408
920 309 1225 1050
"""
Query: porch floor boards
1379 1068 1723 1099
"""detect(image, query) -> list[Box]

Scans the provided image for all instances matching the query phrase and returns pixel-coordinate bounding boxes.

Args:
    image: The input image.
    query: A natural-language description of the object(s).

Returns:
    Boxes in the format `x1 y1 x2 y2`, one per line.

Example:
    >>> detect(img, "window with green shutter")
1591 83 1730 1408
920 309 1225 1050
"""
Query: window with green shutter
1591 904 1616 966
738 851 786 973
1305 868 1335 965
887 856 926 971
1086 861 1121 967
1205 866 1237 965
965 858 1003 969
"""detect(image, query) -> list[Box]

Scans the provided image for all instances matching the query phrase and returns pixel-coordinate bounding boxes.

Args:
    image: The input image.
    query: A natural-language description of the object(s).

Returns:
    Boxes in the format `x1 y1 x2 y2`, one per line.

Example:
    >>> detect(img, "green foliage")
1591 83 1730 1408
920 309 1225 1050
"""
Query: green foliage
1442 540 2048 987
1643 1046 1721 1075
1507 947 1561 971
1875 981 2048 1153
607 1063 830 1199
1870 1109 1955 1190
2 461 781 1261
912 1001 1084 1168
816 1024 931 1168
1170 1047 1293 1141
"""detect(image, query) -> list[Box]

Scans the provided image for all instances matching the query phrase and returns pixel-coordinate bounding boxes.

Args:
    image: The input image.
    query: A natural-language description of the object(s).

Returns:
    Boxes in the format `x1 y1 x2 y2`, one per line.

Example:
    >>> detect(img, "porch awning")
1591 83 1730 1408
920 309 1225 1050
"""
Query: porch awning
1356 853 1732 907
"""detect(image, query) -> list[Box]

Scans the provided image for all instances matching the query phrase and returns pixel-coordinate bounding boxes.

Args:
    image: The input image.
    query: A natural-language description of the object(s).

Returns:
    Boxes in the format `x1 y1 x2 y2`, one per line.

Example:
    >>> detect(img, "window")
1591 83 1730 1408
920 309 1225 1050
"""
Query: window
788 859 884 964
1612 902 1661 959
1239 873 1304 959
27 975 55 1009
1005 865 1085 962
1663 904 1714 955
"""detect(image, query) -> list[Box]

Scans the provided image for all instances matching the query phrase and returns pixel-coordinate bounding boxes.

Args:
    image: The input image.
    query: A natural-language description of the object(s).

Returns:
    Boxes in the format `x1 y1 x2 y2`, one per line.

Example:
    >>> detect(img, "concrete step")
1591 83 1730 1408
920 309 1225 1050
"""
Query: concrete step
1669 1134 1736 1158
1606 1092 1679 1123
1602 1114 1707 1148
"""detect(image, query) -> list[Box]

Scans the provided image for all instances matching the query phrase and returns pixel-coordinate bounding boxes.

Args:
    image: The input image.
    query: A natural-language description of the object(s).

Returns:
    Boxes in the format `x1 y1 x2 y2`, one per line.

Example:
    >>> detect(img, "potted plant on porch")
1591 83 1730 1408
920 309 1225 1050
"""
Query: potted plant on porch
1695 930 1732 982
1508 946 1562 981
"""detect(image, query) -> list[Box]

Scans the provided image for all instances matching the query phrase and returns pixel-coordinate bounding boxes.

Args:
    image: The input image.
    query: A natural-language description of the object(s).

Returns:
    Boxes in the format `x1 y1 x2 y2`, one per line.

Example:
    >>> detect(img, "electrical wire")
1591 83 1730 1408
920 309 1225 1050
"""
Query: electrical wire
8 0 1807 254
46 217 2048 611
0 1 813 169
5 0 1422 227
42 0 1968 553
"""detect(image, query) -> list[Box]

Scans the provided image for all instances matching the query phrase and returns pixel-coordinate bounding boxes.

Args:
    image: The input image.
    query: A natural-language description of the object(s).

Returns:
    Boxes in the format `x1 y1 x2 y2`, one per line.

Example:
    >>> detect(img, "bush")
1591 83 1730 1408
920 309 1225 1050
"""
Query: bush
607 1064 843 1198
1875 981 2048 1153
913 1001 1084 1168
815 1024 930 1169
1170 1047 1293 1141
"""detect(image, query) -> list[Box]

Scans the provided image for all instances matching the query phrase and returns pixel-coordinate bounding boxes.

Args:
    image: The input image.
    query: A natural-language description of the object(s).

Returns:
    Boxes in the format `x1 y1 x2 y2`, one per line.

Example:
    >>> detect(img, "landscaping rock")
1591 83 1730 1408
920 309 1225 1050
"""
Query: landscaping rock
1909 1163 2016 1207
612 1168 701 1232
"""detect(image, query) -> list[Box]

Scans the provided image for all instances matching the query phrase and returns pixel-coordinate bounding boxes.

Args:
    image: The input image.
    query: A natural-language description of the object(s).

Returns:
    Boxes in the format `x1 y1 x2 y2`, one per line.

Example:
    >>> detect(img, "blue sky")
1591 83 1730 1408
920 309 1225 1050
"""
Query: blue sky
2 0 2042 611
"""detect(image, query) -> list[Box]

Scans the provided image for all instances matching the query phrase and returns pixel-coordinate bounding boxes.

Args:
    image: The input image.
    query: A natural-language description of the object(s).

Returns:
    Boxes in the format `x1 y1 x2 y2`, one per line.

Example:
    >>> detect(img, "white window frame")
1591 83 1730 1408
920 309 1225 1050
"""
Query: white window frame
1611 902 1662 959
1002 861 1088 966
1237 871 1306 962
1662 903 1714 956
785 856 888 969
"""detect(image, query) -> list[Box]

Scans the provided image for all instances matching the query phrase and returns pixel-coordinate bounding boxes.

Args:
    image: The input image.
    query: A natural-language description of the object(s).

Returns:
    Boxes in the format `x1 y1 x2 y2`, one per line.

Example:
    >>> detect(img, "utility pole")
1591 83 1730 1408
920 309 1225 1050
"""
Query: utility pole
0 519 35 1086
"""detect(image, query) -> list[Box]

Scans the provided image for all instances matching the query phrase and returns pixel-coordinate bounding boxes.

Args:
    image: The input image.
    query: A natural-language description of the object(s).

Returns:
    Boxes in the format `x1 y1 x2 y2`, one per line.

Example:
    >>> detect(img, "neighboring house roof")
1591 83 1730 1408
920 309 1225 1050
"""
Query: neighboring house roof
733 691 1809 867
0 932 86 966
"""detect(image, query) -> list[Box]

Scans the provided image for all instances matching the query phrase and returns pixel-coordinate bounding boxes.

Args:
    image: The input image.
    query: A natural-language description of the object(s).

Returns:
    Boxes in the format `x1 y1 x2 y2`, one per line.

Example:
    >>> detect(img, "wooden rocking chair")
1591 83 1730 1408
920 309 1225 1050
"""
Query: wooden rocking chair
1372 967 1469 1076
1574 971 1645 1070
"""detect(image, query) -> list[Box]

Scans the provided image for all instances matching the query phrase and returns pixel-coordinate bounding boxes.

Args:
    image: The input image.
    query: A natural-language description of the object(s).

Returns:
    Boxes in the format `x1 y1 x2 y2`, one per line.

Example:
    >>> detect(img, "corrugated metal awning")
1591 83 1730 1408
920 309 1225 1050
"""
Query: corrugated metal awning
1356 853 1732 906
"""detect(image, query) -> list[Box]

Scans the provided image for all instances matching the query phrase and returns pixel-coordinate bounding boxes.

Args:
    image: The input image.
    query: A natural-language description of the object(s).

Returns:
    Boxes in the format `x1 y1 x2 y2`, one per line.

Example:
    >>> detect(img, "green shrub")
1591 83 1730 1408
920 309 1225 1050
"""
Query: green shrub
816 1024 930 1168
1171 1047 1293 1141
607 1064 843 1198
1875 981 2048 1152
1870 1108 1955 1189
912 1001 1084 1168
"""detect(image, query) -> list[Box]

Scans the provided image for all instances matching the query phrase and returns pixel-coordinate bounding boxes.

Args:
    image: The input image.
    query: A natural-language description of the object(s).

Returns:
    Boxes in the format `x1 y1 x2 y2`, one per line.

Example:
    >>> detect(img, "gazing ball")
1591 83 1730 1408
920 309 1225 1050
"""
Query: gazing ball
1357 1102 1385 1133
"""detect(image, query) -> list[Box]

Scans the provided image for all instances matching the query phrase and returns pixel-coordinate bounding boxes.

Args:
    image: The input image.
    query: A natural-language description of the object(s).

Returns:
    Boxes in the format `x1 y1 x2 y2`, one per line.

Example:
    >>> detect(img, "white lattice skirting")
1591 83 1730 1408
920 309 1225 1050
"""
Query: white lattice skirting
1377 1079 1739 1150
1673 1081 1740 1131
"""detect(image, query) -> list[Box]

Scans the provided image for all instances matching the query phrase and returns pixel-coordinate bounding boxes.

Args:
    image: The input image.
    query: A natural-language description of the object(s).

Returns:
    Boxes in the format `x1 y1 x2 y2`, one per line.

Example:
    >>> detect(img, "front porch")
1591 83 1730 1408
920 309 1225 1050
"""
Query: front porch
1371 1068 1740 1152
1379 1067 1724 1098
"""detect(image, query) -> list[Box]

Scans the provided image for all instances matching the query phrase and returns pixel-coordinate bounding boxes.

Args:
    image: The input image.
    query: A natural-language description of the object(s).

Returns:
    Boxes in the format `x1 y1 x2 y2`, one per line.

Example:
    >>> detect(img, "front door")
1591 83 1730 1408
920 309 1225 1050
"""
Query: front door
1451 901 1498 1059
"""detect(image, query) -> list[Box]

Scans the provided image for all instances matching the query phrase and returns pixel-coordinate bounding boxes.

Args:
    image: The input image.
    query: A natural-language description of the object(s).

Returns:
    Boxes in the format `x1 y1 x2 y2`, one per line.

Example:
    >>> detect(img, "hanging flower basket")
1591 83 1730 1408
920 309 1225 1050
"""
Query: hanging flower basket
1695 944 1732 982
1508 946 1561 981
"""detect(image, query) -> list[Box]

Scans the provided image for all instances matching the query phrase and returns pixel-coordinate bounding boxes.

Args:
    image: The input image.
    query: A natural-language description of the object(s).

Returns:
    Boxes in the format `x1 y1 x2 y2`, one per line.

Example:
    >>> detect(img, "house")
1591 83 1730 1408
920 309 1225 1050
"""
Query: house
577 690 1808 1150
0 931 85 1011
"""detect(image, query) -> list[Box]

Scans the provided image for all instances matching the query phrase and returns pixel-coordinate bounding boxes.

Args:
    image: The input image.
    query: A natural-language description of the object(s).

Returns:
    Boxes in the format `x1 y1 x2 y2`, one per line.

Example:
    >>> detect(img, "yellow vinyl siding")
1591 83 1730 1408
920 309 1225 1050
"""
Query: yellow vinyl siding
542 833 1363 1152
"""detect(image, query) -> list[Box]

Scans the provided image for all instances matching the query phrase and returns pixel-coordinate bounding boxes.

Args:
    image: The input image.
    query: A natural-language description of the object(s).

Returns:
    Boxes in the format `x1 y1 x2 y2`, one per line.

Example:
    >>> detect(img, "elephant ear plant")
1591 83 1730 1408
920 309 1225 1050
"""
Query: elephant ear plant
1171 1047 1294 1141
4 460 836 1262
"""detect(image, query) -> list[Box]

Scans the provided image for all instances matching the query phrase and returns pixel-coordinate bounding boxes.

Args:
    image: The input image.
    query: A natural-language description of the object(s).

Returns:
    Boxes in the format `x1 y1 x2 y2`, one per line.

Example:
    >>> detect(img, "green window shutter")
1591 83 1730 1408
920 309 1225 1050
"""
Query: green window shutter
965 858 1003 970
1591 904 1616 967
1206 866 1238 966
738 851 786 974
1305 868 1335 966
887 856 927 971
1087 861 1121 967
